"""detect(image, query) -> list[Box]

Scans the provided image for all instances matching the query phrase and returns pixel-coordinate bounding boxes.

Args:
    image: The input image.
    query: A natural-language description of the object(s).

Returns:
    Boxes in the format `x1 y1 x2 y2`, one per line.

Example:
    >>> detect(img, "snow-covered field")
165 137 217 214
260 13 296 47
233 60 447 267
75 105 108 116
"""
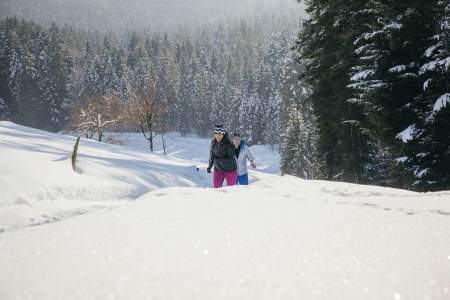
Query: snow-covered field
1 121 450 300
0 122 276 232
0 122 200 232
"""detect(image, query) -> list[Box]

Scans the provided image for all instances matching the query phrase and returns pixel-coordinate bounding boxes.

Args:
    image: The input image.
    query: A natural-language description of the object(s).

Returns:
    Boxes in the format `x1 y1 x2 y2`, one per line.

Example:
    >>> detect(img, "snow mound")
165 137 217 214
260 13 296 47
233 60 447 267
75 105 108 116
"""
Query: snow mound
0 175 449 300
0 122 208 232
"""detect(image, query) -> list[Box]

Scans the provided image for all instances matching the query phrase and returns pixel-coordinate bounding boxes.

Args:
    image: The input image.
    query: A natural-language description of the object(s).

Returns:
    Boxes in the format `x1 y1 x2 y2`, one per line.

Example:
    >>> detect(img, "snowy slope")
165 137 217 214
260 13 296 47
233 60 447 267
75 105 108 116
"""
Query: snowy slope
0 122 208 232
1 176 450 300
0 123 275 232
1 122 450 300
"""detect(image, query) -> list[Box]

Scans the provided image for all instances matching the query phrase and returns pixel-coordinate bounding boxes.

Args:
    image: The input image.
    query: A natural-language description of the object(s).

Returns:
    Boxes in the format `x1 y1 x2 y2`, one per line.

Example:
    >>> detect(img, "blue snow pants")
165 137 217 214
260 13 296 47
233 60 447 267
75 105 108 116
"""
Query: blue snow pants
236 173 249 185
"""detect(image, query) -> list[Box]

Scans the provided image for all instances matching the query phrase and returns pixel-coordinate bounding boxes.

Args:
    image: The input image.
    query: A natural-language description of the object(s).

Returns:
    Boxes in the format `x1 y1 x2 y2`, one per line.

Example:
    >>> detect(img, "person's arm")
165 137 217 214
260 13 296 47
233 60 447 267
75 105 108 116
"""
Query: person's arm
226 142 236 159
207 141 215 172
245 146 256 168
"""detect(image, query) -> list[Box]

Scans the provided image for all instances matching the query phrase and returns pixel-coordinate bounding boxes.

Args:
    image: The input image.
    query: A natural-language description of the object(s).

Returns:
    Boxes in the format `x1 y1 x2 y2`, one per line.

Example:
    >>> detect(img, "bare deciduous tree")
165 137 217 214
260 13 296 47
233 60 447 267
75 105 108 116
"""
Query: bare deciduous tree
126 80 161 152
71 94 124 142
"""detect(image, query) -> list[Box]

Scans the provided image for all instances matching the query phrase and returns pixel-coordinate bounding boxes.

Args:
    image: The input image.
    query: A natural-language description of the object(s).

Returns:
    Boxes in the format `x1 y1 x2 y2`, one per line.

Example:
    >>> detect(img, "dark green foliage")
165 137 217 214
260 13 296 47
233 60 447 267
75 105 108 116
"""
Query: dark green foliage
294 0 450 190
294 0 373 183
405 1 450 191
0 18 72 131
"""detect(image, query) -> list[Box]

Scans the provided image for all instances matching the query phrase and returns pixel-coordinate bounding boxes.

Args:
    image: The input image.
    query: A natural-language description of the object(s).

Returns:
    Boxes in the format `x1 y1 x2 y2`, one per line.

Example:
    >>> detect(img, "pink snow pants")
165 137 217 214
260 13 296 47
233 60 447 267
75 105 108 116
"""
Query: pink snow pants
213 170 237 188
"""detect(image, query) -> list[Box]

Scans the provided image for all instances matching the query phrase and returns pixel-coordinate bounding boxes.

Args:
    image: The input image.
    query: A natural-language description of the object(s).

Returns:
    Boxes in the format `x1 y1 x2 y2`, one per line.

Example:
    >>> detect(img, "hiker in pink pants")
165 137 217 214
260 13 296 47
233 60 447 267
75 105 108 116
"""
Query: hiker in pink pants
207 125 238 188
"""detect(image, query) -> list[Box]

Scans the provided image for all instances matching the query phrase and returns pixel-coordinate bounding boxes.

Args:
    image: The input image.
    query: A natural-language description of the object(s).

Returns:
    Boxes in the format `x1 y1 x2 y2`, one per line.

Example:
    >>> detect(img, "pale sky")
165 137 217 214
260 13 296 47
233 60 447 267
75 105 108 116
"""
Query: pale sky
1 0 306 32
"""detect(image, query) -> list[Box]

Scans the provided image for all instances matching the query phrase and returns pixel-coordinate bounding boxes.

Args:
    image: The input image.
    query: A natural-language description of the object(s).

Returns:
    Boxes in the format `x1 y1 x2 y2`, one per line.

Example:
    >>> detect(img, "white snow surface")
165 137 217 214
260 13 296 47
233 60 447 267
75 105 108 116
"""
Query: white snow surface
0 122 276 232
1 122 450 300
0 122 206 232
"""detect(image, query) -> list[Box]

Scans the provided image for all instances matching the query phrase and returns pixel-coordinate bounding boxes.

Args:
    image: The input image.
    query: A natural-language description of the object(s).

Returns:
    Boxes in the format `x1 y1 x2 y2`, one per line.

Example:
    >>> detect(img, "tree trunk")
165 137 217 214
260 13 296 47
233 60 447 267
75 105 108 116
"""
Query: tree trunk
149 135 154 152
98 129 103 142
161 132 167 155
147 113 154 152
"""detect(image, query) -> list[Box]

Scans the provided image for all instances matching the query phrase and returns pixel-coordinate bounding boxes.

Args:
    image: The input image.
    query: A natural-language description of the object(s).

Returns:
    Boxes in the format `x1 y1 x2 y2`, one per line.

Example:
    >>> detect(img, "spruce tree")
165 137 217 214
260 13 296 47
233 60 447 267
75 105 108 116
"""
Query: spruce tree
80 41 99 97
406 1 450 190
295 0 372 183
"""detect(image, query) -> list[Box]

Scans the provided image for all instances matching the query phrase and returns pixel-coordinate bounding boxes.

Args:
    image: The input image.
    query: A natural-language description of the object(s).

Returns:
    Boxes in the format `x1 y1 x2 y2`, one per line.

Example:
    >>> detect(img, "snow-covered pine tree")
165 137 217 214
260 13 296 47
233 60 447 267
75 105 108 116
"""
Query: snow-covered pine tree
80 41 99 97
229 87 243 134
12 20 42 128
209 52 229 129
97 37 116 96
279 43 320 179
192 60 211 136
0 19 71 130
238 93 257 143
176 41 195 135
348 0 407 186
159 41 178 132
111 47 130 100
0 18 15 118
132 51 153 96
225 59 241 134
280 102 311 178
34 30 55 129
0 97 6 118
263 78 282 145
352 0 444 189
253 64 273 144
406 1 450 191
42 23 72 130
295 0 372 183
236 57 257 142
127 32 141 70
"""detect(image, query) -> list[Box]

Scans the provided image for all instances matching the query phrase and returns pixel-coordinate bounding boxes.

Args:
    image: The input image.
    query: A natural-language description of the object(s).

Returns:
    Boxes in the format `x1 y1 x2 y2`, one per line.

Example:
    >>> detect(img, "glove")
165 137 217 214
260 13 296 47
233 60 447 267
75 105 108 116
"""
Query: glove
207 167 212 173
251 161 256 168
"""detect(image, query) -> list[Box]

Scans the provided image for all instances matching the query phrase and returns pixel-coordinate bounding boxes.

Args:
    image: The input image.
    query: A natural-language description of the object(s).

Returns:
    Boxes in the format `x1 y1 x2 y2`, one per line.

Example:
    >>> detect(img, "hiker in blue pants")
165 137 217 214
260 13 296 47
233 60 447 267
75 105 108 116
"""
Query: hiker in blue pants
232 133 256 185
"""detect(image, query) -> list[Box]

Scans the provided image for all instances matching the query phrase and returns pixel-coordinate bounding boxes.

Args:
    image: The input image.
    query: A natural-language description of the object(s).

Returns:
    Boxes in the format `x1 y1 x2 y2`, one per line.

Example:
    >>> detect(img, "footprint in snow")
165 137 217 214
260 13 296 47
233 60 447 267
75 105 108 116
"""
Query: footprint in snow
153 193 168 197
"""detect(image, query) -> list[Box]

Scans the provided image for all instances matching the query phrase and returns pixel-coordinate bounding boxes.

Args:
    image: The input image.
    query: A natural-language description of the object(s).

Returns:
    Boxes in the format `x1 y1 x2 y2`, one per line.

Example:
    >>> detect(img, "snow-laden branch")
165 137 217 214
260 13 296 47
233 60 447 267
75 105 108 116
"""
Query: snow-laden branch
433 93 450 112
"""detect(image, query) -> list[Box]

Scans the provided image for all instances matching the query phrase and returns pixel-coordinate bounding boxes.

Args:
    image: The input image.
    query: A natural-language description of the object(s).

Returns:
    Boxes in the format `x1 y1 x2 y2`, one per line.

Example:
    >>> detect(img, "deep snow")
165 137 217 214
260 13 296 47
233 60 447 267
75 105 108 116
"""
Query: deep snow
0 122 450 300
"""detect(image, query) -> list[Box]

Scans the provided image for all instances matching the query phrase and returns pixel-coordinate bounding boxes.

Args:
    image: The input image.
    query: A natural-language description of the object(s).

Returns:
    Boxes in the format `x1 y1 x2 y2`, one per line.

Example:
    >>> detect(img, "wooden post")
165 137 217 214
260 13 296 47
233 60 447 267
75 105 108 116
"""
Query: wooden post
72 136 80 171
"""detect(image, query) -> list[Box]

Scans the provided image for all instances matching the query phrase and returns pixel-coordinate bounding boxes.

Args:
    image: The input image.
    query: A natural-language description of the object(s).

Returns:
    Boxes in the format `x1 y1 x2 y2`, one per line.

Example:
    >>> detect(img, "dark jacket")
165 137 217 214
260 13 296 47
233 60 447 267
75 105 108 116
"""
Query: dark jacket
208 134 237 173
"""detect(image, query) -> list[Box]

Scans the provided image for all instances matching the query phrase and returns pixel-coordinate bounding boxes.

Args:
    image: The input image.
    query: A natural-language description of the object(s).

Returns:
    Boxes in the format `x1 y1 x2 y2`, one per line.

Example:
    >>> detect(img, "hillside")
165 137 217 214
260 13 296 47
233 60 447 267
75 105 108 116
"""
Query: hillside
0 122 275 232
